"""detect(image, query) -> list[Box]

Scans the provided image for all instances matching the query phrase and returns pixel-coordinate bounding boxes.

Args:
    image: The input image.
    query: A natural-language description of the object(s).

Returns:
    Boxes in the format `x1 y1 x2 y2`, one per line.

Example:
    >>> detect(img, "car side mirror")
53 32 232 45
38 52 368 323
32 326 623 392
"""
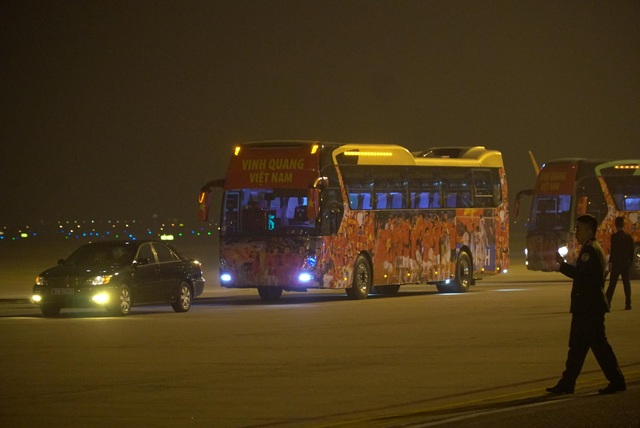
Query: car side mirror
134 258 151 266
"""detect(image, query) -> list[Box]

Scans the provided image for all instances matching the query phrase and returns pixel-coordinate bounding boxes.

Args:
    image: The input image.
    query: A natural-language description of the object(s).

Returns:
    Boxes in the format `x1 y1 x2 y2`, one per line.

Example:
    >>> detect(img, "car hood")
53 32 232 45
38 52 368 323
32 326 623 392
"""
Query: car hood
39 264 125 280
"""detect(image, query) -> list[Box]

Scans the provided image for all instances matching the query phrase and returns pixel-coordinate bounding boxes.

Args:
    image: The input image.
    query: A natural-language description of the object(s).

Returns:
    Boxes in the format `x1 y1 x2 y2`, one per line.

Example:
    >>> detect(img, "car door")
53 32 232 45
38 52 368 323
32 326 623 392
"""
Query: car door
131 243 160 303
151 242 184 302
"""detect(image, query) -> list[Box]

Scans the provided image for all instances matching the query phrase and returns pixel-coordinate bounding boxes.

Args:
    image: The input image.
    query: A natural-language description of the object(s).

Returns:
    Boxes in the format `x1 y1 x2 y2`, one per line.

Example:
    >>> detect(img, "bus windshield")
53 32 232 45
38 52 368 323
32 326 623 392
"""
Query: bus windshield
529 194 571 232
221 188 314 236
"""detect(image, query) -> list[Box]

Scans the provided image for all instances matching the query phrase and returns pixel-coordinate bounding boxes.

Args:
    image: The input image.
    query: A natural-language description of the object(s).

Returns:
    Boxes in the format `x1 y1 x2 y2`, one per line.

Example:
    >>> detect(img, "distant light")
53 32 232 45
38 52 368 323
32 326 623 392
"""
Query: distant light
160 234 174 241
20 232 28 238
558 245 569 257
220 273 232 282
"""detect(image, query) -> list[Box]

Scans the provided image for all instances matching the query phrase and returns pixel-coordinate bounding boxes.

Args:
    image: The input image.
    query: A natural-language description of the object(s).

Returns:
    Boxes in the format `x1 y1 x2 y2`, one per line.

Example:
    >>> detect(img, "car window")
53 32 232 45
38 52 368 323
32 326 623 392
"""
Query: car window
153 243 178 263
136 243 156 264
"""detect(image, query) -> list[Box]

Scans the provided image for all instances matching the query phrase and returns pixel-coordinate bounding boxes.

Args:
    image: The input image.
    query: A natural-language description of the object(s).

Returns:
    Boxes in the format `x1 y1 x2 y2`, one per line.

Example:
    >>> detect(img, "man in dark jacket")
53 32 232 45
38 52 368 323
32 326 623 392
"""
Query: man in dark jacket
546 214 626 395
606 216 634 310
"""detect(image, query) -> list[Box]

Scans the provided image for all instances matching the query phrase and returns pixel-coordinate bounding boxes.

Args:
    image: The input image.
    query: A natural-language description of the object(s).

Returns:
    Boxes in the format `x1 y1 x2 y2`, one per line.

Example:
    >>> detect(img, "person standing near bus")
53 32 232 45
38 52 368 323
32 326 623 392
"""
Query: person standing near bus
547 214 626 395
606 216 634 310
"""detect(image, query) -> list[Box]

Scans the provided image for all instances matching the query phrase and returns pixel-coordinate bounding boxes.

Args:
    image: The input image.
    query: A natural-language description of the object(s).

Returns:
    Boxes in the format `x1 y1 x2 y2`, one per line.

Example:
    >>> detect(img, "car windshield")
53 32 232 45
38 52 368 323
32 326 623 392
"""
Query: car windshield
63 243 135 266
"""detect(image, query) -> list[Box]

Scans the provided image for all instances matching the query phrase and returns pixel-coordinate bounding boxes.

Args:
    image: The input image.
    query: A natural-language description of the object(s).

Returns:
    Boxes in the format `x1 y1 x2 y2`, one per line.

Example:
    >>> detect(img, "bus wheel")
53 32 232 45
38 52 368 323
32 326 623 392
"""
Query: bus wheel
258 287 283 302
453 252 472 293
346 255 371 300
631 245 640 279
373 285 400 296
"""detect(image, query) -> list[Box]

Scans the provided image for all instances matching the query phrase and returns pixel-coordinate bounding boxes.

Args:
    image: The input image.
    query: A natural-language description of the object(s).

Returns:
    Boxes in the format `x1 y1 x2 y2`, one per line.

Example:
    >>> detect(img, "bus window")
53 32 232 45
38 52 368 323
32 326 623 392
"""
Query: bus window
603 176 640 211
577 176 607 223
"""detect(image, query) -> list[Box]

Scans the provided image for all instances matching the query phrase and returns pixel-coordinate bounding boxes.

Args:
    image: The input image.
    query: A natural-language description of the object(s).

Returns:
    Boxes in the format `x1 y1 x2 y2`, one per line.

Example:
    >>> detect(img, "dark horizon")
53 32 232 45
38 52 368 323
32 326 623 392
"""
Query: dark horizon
2 1 639 225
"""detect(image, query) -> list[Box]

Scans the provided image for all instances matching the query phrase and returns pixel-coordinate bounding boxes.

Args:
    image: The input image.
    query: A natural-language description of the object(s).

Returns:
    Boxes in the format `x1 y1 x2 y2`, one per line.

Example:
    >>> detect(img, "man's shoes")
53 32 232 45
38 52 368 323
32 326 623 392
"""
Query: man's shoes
598 383 626 395
546 382 574 394
625 304 631 310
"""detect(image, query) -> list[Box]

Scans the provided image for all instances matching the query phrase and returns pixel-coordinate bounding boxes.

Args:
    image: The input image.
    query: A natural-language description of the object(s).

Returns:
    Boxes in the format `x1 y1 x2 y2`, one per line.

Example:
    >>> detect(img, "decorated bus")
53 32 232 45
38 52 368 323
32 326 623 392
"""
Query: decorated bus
519 158 640 277
199 141 509 301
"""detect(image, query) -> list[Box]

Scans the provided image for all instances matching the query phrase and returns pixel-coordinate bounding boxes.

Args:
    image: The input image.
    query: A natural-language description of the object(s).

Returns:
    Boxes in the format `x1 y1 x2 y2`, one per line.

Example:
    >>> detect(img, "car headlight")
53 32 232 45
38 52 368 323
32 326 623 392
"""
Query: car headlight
91 292 110 305
87 275 113 286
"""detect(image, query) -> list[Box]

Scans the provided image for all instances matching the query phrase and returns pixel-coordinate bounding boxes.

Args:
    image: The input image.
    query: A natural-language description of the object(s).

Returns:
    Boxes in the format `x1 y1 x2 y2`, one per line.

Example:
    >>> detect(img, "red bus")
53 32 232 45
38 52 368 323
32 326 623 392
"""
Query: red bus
199 141 509 301
521 158 640 276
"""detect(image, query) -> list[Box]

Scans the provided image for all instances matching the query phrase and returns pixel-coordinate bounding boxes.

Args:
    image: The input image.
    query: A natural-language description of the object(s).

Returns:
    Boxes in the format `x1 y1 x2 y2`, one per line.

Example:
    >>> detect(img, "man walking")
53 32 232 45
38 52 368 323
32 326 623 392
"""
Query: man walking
606 216 634 310
546 214 626 395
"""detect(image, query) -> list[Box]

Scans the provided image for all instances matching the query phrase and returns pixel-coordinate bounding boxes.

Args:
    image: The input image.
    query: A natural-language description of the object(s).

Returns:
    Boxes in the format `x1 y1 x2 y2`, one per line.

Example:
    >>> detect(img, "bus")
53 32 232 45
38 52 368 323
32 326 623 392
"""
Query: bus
520 158 640 277
199 141 509 301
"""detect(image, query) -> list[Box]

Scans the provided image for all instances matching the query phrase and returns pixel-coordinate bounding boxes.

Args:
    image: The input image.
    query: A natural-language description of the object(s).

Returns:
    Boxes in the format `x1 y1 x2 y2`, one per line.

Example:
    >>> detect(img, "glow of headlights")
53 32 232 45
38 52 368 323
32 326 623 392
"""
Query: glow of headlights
558 246 569 257
32 294 42 303
91 292 110 305
89 275 112 286
220 273 232 282
298 272 313 283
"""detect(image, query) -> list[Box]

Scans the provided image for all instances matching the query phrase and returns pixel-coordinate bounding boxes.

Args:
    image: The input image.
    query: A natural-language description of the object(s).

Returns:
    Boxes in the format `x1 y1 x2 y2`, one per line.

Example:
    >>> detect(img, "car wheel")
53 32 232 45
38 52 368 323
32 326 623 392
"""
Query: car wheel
346 254 371 300
172 282 192 312
257 286 283 302
107 284 132 316
41 304 61 317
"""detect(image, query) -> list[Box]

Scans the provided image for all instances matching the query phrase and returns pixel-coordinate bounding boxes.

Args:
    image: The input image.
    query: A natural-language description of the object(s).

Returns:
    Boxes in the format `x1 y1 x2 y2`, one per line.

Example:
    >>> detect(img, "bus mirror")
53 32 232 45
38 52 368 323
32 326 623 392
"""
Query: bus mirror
198 191 210 221
198 179 224 222
312 176 328 189
307 188 320 221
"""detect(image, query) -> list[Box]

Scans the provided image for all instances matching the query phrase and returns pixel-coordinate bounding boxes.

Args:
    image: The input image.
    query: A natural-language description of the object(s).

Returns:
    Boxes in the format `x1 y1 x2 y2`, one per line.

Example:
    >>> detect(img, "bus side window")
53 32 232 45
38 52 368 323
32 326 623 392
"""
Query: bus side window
362 193 372 209
391 193 403 209
445 193 457 208
376 193 387 209
418 193 430 208
349 193 358 209
431 192 441 208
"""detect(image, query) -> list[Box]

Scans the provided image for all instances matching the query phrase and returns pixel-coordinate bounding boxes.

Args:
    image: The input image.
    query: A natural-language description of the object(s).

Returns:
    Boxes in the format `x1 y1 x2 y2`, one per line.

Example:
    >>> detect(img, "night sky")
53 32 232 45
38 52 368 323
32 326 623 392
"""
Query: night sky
1 1 639 227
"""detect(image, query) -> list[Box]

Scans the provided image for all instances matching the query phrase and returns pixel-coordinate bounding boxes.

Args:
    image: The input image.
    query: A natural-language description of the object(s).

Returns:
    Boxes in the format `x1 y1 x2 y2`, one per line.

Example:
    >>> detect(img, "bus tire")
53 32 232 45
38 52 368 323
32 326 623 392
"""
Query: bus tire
631 245 640 279
258 286 283 302
453 252 472 293
346 255 371 300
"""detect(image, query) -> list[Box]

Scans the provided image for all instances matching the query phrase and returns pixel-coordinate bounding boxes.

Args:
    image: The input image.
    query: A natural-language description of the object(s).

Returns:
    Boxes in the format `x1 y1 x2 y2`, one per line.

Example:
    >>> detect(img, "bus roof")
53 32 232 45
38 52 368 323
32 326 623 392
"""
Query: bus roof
234 141 504 168
332 144 503 167
540 158 640 177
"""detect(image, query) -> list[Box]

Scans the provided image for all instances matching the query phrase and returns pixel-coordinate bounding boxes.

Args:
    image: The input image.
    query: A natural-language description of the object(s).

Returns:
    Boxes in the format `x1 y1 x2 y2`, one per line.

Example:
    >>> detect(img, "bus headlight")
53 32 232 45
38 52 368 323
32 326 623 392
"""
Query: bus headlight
220 273 232 283
558 245 569 258
298 272 313 283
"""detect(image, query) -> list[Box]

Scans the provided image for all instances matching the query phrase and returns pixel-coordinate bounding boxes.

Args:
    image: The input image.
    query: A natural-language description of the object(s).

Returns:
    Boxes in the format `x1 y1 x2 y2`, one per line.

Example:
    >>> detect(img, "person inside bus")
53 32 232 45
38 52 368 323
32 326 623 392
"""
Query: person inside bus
547 214 626 395
606 216 634 310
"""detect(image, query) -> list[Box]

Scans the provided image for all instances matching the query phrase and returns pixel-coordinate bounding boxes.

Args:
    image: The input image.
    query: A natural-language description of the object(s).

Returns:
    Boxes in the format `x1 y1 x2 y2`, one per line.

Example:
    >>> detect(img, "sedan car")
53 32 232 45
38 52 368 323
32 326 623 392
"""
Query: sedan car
32 240 205 317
